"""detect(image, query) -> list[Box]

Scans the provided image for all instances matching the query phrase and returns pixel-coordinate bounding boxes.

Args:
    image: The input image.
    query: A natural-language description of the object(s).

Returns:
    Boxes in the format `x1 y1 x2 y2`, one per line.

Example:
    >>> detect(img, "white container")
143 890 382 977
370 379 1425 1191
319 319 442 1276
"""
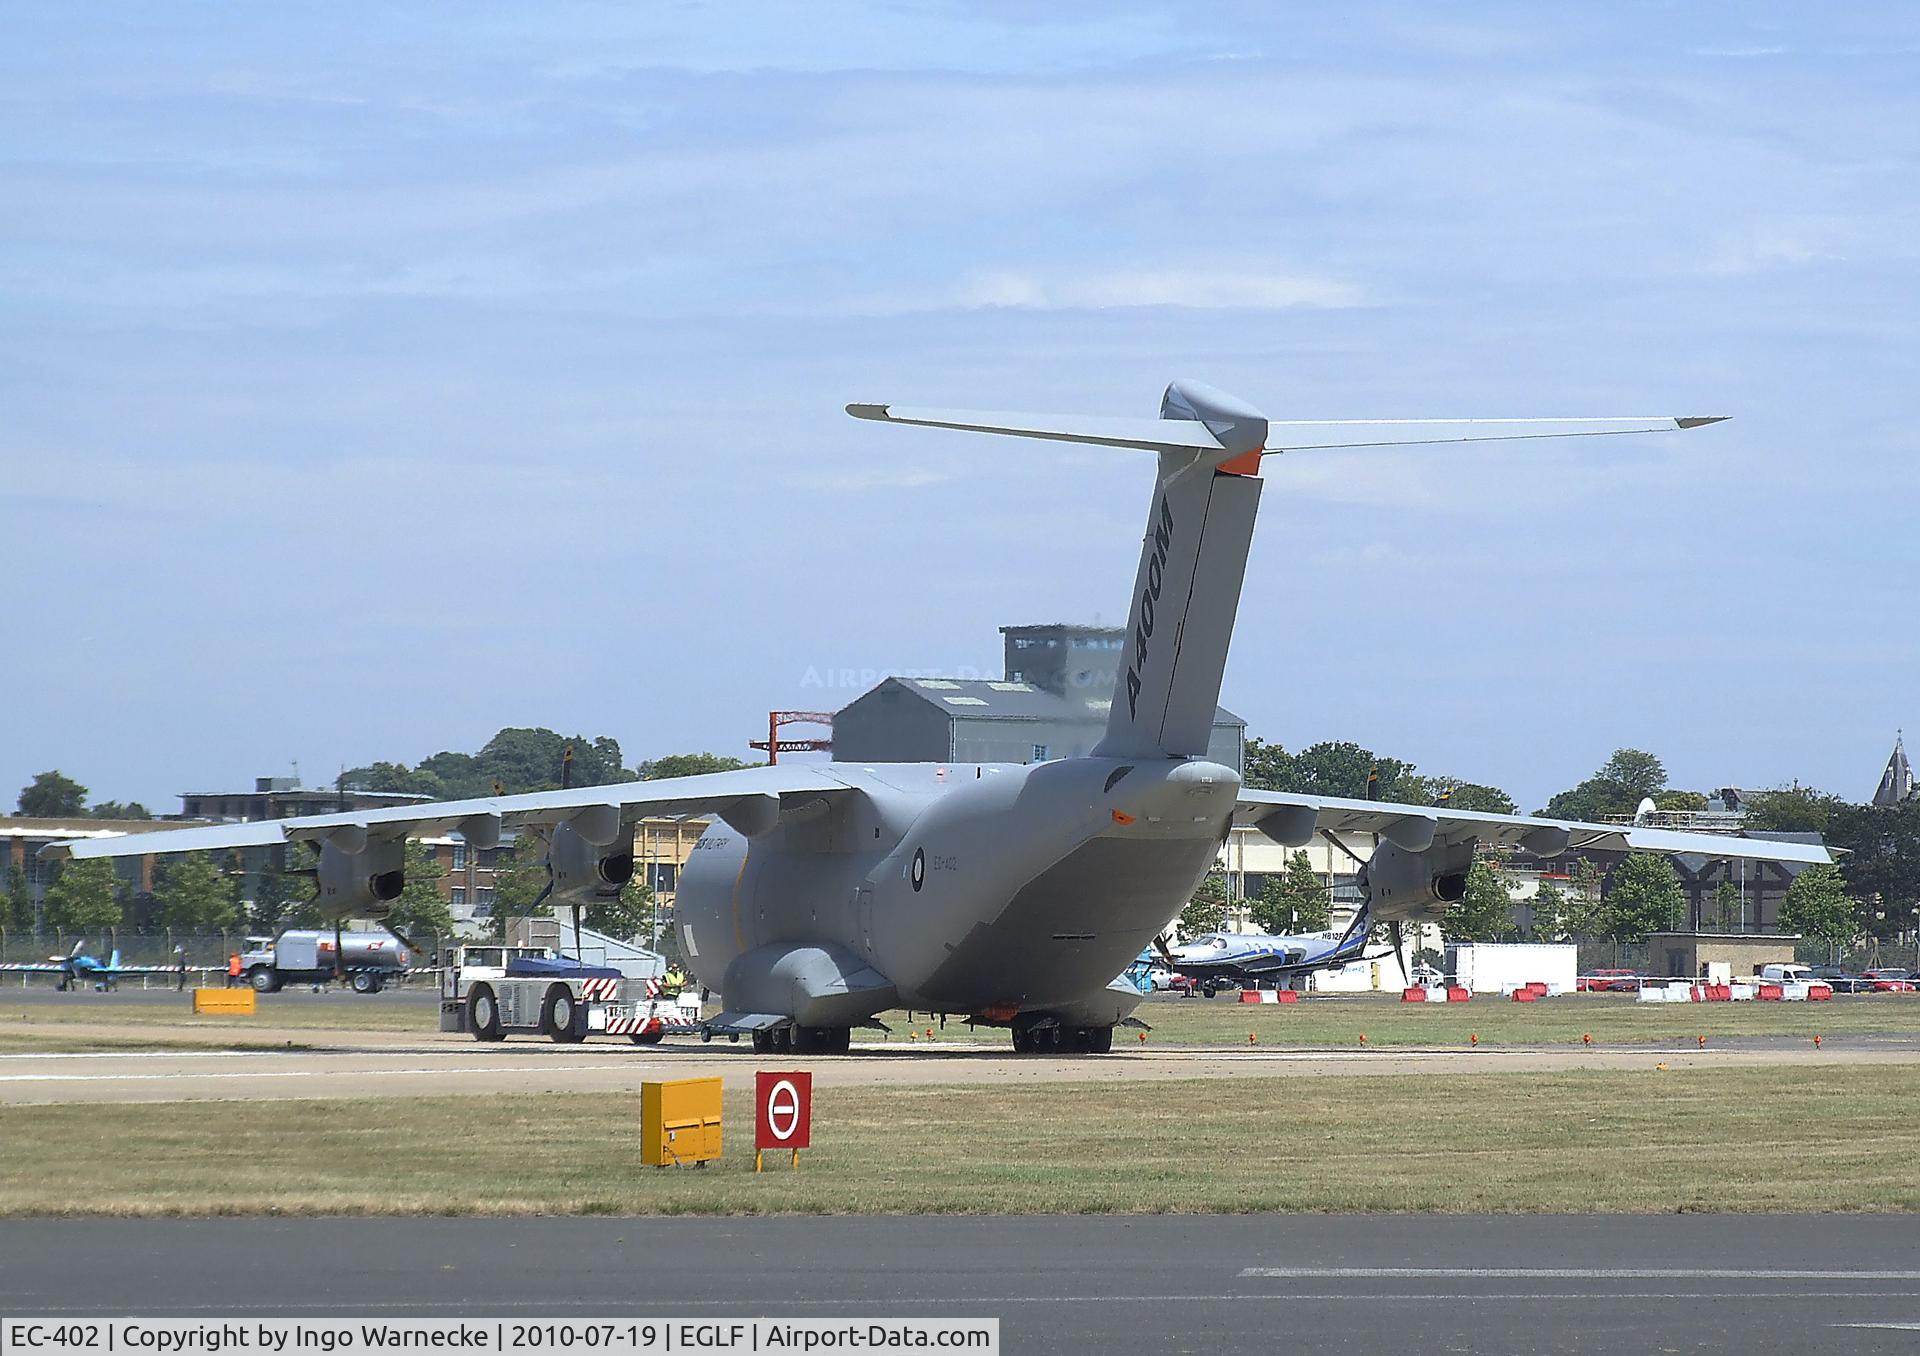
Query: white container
1448 942 1578 994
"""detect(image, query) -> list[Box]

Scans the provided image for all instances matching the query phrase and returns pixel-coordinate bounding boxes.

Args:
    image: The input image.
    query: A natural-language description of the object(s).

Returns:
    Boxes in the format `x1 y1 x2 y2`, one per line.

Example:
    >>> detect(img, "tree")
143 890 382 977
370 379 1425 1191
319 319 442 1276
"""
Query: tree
1707 881 1742 932
18 771 87 818
1778 865 1857 957
1827 799 1920 942
1602 855 1686 943
1442 782 1519 815
342 728 643 800
587 877 654 940
89 801 152 821
639 752 752 780
489 838 552 942
250 850 320 931
1654 790 1707 812
1528 881 1567 941
0 865 28 933
386 841 454 941
1179 870 1229 938
42 859 121 935
1444 863 1517 942
1742 785 1841 835
1241 737 1296 793
1541 748 1668 820
1560 858 1608 937
152 852 239 931
1599 749 1668 802
1249 852 1330 933
1242 736 1515 812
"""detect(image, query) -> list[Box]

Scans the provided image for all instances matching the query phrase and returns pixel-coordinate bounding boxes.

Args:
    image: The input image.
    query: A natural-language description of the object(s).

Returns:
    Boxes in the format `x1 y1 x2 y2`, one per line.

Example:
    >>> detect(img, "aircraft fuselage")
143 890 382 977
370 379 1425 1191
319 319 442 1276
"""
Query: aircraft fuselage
675 756 1240 1028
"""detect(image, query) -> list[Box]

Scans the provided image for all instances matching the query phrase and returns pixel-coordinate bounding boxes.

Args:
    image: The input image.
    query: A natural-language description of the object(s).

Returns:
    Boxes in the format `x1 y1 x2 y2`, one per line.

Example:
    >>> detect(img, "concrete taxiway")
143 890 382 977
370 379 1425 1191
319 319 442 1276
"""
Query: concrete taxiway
3 1216 1917 1354
2 1034 1916 1104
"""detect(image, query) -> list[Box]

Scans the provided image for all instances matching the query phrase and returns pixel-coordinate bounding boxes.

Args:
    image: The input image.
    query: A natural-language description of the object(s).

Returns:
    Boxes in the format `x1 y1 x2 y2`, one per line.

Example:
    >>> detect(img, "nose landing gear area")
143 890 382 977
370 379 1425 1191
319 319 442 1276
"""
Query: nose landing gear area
751 1025 853 1055
737 1018 1117 1056
1011 1017 1114 1055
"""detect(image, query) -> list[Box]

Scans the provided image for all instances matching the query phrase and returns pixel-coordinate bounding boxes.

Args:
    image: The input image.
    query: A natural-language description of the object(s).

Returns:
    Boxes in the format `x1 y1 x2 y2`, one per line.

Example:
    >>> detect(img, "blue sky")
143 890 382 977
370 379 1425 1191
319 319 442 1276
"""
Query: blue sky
2 2 1915 813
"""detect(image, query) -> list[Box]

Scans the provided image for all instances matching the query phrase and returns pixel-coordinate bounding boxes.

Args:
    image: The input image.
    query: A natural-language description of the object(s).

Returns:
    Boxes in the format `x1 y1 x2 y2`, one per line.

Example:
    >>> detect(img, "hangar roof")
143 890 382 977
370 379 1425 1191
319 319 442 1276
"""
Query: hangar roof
870 676 1243 727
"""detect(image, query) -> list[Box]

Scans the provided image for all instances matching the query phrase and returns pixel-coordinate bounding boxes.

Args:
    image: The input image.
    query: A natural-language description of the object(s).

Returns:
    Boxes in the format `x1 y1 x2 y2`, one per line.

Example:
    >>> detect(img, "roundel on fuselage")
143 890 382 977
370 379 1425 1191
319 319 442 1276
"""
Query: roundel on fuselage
910 847 925 892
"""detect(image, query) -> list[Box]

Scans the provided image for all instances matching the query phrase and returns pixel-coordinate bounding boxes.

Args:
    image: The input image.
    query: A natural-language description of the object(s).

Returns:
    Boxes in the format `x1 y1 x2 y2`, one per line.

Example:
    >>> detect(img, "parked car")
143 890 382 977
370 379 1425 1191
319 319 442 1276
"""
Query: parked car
1861 968 1918 992
1808 965 1873 994
1578 968 1642 992
1760 963 1818 986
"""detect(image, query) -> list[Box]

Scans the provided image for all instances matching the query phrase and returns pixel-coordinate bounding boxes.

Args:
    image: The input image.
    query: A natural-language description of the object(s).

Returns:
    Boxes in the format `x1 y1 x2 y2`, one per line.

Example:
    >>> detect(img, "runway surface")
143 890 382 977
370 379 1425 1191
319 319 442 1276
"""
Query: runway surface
3 1216 1918 1353
3 1033 1915 1104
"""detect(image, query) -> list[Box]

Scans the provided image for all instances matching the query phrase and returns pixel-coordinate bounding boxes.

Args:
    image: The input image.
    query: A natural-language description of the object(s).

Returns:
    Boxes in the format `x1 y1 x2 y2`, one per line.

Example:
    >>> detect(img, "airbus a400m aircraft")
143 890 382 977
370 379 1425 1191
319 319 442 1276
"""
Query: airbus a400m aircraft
50 382 1827 1054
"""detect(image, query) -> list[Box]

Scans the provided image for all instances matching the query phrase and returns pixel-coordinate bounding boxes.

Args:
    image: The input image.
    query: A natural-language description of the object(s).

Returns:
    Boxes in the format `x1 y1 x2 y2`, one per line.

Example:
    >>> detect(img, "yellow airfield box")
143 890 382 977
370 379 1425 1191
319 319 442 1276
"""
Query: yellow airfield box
192 988 257 1015
641 1077 723 1167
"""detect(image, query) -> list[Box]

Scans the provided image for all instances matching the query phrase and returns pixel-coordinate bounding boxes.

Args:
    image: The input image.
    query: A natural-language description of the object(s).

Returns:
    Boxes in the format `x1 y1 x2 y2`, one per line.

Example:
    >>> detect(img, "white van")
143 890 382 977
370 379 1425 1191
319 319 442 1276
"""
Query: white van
1759 963 1815 985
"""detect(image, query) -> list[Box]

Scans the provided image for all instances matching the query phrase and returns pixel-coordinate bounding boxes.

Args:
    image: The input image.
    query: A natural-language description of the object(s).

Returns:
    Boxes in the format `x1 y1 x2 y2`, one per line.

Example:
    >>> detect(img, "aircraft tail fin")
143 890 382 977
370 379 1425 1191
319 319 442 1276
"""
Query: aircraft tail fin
1094 381 1266 759
109 949 121 970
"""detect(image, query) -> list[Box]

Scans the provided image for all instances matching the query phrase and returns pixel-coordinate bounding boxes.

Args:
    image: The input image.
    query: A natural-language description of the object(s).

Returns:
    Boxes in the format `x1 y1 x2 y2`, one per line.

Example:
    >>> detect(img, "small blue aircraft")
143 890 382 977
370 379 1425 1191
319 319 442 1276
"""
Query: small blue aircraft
3 940 175 991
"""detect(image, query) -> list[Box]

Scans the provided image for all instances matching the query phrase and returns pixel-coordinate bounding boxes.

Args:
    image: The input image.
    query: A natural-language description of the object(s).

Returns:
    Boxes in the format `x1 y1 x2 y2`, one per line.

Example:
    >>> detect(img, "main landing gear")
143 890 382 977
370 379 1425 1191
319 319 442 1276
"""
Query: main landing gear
752 1025 852 1055
1010 1018 1114 1054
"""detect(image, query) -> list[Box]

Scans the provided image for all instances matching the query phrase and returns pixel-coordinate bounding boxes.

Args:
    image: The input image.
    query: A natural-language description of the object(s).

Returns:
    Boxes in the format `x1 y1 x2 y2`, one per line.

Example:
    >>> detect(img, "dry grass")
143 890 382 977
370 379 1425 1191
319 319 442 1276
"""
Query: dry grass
0 994 429 1032
2 1067 1915 1217
865 996 1920 1051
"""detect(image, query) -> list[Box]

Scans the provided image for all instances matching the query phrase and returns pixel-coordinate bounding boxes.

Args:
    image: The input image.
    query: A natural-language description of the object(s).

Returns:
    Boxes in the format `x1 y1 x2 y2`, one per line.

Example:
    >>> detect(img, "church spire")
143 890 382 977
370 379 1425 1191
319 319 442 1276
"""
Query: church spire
1873 730 1913 807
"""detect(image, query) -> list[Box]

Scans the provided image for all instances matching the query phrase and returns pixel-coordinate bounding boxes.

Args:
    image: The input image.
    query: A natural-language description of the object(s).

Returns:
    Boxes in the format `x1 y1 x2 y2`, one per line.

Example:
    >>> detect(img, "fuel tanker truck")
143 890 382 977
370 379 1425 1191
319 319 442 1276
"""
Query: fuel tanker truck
239 930 411 993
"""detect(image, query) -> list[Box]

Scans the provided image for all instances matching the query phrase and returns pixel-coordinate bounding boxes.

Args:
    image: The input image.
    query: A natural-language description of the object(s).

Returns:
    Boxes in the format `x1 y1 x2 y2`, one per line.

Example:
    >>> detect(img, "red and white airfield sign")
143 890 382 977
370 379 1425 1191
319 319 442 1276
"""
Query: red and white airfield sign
754 1070 812 1169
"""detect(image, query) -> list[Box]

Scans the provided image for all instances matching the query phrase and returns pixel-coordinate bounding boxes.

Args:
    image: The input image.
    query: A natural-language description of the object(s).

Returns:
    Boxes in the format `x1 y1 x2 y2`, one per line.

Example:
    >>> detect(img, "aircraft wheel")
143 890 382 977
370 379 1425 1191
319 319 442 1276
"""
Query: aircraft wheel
771 1025 794 1054
751 1029 772 1054
1070 1027 1092 1054
1086 1026 1114 1054
248 967 281 993
1009 1026 1030 1054
830 1027 852 1054
469 985 504 1041
543 986 583 1043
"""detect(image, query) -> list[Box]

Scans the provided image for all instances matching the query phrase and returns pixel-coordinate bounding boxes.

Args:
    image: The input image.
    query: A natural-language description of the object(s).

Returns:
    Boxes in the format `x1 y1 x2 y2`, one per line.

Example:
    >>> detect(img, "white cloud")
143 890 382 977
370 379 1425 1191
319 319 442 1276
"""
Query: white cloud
804 467 955 492
851 266 1365 316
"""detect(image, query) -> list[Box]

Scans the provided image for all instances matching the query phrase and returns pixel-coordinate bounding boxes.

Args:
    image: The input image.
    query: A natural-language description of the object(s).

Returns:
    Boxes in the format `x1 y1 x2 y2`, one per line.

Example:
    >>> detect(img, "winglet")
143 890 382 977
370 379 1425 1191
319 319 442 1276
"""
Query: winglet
846 403 889 421
1676 416 1730 429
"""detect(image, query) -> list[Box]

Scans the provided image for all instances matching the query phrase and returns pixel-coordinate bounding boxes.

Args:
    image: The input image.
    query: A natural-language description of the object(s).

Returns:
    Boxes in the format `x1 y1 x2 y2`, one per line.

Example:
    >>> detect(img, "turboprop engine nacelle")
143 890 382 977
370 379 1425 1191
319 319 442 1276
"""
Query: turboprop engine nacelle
1361 838 1475 920
315 835 406 921
548 820 634 903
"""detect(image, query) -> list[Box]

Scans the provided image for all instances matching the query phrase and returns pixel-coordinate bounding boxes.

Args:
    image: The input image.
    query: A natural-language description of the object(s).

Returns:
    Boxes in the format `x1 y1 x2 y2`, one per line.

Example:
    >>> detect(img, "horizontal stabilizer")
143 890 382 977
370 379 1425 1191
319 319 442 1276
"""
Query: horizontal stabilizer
846 404 1230 454
849 404 1726 457
1264 416 1727 453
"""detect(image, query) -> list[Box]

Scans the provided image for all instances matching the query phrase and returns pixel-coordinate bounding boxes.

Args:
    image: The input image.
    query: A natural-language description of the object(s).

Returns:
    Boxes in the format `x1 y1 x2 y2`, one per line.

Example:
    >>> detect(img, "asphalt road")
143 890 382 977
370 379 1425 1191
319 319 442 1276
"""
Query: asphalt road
3 1216 1918 1353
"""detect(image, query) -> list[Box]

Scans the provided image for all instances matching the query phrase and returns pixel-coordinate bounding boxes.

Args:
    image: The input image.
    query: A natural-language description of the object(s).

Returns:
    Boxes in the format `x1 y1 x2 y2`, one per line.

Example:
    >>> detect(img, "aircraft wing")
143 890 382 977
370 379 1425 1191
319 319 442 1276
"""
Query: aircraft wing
39 765 859 862
1232 789 1834 864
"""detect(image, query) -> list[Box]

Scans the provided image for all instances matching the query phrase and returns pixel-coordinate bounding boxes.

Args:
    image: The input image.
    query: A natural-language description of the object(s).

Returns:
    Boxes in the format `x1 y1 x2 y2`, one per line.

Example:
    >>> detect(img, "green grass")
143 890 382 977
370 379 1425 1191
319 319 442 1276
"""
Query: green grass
2 1067 1916 1216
